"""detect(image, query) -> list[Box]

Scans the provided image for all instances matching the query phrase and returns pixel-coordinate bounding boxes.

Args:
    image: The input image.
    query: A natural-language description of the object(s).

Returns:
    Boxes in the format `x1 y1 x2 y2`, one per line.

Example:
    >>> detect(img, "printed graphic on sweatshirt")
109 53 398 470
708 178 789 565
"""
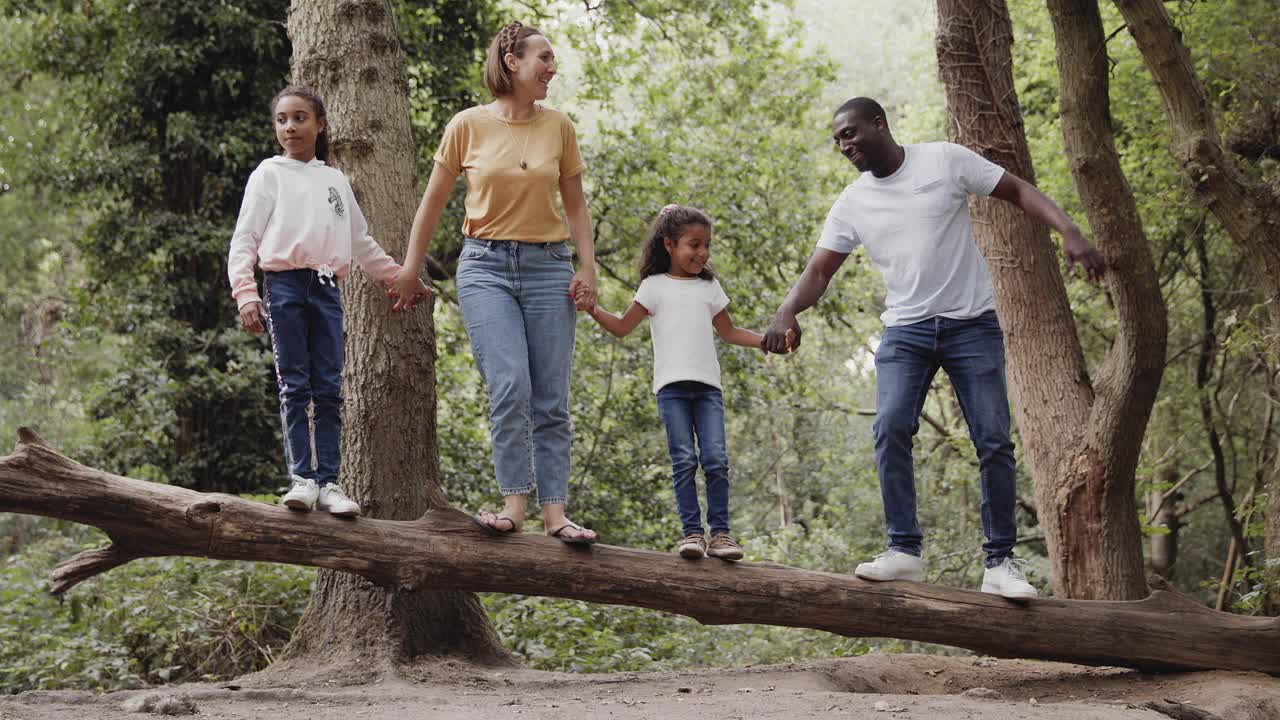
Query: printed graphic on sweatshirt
327 187 345 217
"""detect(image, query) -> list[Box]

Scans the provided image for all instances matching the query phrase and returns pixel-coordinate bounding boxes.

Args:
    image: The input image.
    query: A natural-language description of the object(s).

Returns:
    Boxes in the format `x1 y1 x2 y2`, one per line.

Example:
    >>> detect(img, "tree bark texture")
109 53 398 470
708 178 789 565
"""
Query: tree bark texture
3 431 1279 675
283 0 505 664
935 0 1147 600
1111 0 1280 612
1046 0 1167 597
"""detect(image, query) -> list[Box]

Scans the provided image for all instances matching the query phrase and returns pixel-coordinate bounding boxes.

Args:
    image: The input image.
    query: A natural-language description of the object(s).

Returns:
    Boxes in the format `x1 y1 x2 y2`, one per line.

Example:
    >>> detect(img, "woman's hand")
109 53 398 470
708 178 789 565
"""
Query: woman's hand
390 269 431 311
569 267 597 311
239 302 265 334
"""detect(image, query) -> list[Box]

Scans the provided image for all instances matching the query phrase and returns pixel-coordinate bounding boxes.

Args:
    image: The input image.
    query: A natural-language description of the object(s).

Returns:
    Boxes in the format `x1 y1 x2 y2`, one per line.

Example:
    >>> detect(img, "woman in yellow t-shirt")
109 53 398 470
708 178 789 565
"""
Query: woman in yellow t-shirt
394 21 598 544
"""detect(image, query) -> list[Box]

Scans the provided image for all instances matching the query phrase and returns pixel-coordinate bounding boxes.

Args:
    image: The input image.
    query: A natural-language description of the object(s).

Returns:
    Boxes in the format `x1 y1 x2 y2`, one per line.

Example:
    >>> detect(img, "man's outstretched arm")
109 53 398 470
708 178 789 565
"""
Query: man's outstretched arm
763 248 848 354
990 172 1106 283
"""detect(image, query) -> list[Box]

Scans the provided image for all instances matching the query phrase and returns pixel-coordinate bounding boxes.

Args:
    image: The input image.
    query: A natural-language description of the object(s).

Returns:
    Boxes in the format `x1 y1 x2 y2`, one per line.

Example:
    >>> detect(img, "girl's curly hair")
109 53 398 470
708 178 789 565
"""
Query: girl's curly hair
637 204 715 281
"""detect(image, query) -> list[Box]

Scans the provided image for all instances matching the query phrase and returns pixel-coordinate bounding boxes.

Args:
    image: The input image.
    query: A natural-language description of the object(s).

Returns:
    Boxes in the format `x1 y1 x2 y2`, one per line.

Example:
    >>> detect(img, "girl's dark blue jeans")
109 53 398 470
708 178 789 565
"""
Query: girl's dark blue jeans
263 269 344 485
656 380 731 537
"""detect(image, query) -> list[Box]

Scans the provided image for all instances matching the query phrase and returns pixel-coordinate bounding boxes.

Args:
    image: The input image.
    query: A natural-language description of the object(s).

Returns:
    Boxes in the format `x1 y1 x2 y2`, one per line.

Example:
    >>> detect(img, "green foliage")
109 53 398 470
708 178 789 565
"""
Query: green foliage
1 0 291 492
0 514 312 694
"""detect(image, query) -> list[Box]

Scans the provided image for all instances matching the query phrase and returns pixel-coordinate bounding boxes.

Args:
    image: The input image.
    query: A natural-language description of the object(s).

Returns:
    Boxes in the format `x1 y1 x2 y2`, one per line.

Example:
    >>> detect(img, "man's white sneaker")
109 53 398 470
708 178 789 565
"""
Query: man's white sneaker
317 483 361 517
854 549 926 582
982 557 1038 599
281 475 318 511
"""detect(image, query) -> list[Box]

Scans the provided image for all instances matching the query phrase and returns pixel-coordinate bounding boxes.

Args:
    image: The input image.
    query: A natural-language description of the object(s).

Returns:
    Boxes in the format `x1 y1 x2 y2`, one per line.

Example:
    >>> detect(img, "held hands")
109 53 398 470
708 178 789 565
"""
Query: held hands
762 315 799 355
239 302 265 335
569 268 597 311
1062 227 1106 284
388 270 434 311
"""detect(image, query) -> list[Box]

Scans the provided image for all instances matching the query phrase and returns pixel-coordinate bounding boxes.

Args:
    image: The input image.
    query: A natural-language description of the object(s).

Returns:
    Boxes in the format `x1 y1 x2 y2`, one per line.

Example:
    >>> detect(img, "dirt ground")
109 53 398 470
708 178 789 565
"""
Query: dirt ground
4 653 1279 720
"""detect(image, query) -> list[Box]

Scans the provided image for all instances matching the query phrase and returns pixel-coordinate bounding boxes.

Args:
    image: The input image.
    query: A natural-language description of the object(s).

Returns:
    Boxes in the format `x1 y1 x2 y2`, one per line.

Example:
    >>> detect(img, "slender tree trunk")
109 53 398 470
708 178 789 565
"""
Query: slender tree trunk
1148 473 1179 581
1111 0 1280 613
1270 453 1280 612
282 0 506 667
935 0 1151 599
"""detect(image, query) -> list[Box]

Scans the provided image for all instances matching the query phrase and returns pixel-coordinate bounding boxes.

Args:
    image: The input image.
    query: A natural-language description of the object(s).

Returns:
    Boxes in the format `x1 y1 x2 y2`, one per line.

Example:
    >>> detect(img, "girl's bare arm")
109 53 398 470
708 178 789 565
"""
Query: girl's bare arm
587 301 648 338
712 309 764 350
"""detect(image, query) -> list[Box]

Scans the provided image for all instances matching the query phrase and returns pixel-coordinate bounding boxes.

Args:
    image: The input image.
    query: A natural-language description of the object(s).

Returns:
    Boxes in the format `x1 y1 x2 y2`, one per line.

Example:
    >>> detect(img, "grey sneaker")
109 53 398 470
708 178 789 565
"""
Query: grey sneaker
676 533 706 559
706 533 744 561
281 475 319 511
317 483 361 517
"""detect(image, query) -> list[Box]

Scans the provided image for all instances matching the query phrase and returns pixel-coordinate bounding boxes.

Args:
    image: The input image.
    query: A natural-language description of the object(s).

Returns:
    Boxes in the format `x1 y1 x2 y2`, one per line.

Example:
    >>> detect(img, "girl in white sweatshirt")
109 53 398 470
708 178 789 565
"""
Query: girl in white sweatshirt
227 85 429 517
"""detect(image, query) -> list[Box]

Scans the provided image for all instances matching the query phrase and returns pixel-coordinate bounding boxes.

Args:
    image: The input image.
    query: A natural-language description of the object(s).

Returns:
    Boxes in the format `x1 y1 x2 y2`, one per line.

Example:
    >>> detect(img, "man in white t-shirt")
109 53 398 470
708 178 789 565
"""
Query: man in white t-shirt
763 97 1105 599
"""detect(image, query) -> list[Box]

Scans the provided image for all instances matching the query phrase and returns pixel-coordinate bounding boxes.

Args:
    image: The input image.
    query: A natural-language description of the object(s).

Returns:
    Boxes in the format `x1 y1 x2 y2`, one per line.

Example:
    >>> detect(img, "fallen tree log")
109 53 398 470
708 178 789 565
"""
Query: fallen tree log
2 428 1277 675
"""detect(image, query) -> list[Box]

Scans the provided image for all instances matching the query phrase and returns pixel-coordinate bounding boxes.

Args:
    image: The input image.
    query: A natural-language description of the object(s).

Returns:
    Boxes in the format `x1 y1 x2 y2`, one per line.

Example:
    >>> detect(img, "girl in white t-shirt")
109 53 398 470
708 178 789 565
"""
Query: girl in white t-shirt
585 204 764 560
227 85 430 517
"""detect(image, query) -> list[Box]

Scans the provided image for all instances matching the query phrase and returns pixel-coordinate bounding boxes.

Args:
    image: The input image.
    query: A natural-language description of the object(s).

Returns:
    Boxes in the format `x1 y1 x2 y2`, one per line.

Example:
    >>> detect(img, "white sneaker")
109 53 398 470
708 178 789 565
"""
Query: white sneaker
982 557 1038 599
281 475 318 511
854 549 926 582
317 483 361 517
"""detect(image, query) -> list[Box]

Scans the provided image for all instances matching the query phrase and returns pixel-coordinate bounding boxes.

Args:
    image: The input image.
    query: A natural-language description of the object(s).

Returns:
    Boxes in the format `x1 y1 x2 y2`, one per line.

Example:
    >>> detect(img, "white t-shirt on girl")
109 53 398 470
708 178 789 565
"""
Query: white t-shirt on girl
817 142 1006 327
634 274 731 394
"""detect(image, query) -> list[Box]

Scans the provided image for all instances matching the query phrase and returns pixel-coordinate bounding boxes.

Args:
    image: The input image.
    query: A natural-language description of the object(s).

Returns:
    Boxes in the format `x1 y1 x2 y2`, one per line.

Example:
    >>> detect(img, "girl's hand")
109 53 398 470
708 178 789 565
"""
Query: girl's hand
569 268 597 311
239 302 265 334
390 268 427 312
387 274 434 311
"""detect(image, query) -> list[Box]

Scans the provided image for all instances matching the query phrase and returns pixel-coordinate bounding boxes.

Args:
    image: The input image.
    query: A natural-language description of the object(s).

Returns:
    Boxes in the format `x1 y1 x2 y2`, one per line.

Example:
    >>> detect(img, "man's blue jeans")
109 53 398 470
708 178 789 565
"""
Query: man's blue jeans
656 380 731 537
873 310 1017 566
456 238 576 505
263 269 344 485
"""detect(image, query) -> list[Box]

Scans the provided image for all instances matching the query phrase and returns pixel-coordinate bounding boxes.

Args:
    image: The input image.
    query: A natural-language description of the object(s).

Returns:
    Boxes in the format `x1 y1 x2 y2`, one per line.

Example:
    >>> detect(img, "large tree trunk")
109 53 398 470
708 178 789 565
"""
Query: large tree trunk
3 430 1278 676
282 0 505 666
1046 0 1167 585
934 0 1149 599
1110 0 1280 613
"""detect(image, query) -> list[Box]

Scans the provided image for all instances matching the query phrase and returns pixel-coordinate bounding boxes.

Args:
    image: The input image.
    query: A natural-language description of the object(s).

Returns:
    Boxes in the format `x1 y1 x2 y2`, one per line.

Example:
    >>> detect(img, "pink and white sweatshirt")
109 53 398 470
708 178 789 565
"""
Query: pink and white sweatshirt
227 156 402 309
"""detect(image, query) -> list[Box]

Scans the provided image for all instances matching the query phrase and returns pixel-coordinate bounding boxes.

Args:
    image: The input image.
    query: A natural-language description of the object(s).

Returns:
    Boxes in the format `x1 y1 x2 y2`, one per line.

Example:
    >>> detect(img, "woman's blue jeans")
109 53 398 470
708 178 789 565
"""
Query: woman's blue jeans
872 310 1017 566
656 380 731 537
263 269 344 485
456 238 576 505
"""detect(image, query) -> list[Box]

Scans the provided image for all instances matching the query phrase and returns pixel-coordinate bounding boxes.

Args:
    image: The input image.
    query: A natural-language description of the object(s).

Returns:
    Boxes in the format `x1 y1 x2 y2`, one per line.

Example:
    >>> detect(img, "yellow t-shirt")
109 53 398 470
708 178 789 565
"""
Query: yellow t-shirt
433 105 584 243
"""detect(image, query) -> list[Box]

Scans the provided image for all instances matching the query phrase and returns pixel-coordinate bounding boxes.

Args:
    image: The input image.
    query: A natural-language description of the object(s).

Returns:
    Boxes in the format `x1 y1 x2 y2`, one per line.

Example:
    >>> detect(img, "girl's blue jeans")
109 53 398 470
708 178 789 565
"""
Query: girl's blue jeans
872 309 1017 567
656 380 731 537
456 238 576 505
263 269 344 485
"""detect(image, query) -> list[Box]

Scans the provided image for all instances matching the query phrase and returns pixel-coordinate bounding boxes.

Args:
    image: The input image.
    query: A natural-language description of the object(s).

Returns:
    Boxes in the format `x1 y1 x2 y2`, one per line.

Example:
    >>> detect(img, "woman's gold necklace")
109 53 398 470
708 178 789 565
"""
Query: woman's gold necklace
497 107 536 170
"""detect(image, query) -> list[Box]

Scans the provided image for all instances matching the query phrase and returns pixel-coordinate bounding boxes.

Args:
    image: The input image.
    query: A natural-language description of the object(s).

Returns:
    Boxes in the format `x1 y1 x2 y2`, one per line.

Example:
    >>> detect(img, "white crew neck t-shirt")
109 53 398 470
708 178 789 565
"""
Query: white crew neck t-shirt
633 274 731 394
817 142 1006 327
